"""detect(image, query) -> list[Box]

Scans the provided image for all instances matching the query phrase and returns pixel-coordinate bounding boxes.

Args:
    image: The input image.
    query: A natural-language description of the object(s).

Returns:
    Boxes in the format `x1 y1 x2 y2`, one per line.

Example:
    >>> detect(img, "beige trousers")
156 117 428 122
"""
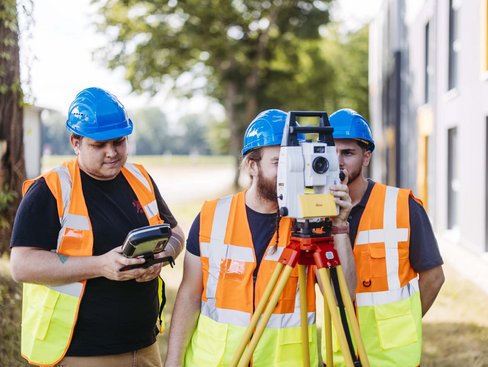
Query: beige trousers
52 342 162 367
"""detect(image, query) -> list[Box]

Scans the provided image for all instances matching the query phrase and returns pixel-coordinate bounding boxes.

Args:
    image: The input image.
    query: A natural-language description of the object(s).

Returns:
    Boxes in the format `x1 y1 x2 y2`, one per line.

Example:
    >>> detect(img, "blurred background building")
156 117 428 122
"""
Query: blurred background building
369 0 488 288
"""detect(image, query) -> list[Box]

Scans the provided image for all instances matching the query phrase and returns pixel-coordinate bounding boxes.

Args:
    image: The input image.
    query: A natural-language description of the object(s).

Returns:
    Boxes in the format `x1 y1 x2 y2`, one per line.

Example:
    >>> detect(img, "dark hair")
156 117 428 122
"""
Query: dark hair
71 133 83 141
244 148 262 162
355 139 371 152
240 148 263 182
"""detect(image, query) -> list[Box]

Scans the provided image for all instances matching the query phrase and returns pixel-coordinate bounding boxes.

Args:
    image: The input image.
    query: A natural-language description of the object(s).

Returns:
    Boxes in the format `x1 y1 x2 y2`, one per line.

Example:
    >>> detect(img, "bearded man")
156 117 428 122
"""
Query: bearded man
164 109 355 367
321 108 444 367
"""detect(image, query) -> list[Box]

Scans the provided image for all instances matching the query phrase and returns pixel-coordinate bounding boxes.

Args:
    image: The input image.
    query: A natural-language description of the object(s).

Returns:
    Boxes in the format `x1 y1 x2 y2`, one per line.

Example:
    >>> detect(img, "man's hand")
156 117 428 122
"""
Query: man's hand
98 246 149 281
330 169 352 226
135 262 163 282
152 249 175 267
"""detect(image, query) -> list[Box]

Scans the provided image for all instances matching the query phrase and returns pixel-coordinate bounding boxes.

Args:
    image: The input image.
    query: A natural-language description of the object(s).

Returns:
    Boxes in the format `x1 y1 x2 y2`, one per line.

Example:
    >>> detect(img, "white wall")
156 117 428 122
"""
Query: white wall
434 0 488 252
23 106 42 179
370 0 488 254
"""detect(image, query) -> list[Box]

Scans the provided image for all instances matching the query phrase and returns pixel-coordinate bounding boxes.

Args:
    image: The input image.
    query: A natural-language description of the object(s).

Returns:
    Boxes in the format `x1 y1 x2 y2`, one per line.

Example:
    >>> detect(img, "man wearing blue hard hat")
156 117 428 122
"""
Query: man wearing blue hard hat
323 108 445 367
10 87 185 367
165 109 355 366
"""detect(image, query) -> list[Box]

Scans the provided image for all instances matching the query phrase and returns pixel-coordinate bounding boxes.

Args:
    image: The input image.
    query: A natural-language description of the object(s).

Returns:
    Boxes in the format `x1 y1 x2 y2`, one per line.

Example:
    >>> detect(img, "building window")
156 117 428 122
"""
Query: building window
447 127 459 230
448 0 460 90
424 21 433 103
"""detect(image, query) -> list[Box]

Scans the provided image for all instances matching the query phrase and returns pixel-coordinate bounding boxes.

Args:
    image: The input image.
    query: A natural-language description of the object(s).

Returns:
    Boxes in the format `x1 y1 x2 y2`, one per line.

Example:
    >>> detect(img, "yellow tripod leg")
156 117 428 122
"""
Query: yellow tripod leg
237 265 295 367
323 268 333 367
230 262 285 367
298 265 310 367
336 265 370 367
317 267 355 367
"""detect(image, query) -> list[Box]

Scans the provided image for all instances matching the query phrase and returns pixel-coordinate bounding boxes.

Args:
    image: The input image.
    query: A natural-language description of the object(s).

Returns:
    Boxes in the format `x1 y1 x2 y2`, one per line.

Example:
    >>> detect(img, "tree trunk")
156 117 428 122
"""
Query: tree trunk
0 0 26 255
223 79 243 188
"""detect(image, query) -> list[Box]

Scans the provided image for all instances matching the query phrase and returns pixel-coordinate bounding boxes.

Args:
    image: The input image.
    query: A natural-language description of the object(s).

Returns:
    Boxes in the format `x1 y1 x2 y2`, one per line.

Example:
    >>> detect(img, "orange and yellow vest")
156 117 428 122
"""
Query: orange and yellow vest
20 159 165 367
323 183 422 367
185 191 318 366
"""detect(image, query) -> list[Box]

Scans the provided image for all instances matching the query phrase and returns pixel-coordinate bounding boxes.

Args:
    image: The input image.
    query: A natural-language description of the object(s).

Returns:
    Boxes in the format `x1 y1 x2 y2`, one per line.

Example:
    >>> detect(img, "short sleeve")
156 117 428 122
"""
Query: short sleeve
186 213 201 256
10 178 60 250
408 197 444 272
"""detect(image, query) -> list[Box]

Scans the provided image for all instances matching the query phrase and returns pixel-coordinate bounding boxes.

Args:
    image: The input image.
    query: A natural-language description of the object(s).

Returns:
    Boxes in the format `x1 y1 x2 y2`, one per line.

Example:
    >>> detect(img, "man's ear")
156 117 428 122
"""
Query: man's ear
362 150 372 167
70 135 80 155
248 159 259 177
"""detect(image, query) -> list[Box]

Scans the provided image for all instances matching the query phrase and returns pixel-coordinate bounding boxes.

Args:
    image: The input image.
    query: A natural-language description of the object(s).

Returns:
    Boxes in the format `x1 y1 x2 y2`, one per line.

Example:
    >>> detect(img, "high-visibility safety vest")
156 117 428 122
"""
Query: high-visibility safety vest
185 191 319 367
20 158 165 367
323 183 422 367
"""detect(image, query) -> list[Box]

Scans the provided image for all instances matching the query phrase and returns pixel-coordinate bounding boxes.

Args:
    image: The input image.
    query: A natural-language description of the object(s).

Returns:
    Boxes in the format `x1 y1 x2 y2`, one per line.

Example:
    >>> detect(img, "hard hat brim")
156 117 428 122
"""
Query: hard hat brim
67 123 133 141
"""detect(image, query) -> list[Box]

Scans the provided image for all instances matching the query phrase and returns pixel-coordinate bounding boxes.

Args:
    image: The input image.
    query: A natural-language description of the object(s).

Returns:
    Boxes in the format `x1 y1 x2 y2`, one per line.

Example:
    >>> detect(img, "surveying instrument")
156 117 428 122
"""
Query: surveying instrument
230 112 369 367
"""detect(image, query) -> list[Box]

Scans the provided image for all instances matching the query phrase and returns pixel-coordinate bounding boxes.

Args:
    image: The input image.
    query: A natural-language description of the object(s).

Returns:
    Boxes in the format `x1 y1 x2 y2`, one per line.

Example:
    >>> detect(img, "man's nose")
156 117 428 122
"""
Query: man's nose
105 143 117 156
337 153 345 167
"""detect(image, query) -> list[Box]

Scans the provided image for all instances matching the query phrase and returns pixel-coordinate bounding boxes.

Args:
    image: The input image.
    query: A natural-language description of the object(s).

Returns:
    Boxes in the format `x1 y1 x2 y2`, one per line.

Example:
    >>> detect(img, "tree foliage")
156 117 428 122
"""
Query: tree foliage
93 0 334 184
172 113 211 155
130 107 211 155
42 110 73 155
0 0 25 255
322 24 370 119
131 107 171 155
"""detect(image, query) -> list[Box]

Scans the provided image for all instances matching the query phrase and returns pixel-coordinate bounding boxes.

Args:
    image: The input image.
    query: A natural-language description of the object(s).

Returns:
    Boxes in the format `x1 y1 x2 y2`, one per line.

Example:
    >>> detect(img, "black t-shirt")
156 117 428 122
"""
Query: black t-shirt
10 168 177 356
187 206 278 275
349 180 443 272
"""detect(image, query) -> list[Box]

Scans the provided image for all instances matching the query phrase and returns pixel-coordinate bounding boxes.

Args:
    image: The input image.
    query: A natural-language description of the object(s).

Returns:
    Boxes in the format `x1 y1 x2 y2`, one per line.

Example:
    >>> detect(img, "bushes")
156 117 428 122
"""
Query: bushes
0 188 17 255
0 261 26 367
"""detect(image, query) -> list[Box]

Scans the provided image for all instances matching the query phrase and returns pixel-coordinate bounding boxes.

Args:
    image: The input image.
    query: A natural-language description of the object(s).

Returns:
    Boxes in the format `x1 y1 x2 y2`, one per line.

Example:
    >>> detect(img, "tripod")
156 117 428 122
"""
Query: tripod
230 220 369 367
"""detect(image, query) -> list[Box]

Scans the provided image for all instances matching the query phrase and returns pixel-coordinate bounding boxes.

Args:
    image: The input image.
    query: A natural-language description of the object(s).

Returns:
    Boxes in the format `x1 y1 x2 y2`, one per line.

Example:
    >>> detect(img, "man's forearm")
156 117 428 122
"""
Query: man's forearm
10 245 149 285
419 265 445 316
165 251 203 366
164 291 201 366
333 233 357 299
163 225 185 260
10 247 103 285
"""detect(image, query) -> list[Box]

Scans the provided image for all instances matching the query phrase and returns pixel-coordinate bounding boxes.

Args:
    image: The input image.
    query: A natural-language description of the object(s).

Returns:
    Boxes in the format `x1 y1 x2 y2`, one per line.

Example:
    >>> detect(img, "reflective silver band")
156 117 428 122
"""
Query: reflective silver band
356 277 419 306
48 281 84 298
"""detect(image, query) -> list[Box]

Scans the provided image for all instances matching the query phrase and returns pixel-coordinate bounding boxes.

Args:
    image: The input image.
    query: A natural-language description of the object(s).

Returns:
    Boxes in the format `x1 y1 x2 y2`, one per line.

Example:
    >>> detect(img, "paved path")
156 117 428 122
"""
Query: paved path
149 165 235 206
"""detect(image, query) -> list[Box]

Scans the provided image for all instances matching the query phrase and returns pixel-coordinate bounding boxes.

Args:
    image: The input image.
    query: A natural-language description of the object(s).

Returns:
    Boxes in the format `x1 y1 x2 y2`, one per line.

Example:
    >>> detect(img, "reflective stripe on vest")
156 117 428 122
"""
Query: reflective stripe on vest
355 186 409 291
201 298 316 328
186 191 318 366
355 277 419 306
200 193 315 322
21 159 164 367
48 282 84 298
354 184 417 293
324 183 422 367
122 163 160 221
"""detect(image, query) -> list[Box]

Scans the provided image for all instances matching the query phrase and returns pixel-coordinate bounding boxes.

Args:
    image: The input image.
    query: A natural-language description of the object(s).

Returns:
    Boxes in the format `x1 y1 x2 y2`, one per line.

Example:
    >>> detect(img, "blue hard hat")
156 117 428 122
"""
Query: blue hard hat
241 109 287 155
329 108 375 151
66 87 133 140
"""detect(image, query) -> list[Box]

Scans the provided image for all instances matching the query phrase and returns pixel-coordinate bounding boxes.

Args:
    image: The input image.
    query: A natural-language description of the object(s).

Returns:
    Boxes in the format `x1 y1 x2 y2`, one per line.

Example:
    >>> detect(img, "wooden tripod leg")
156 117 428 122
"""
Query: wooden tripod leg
323 268 333 367
298 264 310 367
335 265 370 367
230 262 285 367
317 267 355 367
236 265 295 367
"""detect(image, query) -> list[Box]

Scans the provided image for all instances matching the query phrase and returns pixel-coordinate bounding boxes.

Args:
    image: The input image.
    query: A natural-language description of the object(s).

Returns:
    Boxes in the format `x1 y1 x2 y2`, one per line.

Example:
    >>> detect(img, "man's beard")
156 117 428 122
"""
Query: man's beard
345 165 362 185
256 169 278 204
